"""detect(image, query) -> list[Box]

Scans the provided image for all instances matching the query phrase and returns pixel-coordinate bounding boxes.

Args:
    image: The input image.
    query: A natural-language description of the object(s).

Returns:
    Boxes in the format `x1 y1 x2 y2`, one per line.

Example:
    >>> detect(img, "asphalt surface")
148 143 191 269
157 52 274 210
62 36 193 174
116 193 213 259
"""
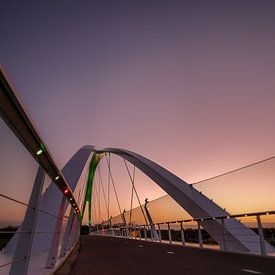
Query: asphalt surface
71 235 275 275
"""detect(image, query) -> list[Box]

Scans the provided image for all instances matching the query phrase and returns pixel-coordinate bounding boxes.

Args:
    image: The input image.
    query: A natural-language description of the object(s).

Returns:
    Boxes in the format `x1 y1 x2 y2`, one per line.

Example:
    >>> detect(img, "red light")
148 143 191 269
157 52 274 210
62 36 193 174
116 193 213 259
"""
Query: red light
64 189 69 194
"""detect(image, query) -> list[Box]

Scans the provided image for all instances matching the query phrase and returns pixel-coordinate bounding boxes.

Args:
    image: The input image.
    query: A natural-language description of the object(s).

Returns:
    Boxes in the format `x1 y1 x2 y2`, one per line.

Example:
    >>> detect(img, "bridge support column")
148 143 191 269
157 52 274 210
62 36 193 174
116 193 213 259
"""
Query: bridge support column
257 215 266 255
144 226 147 241
180 222 185 246
198 221 203 248
10 166 45 275
167 222 172 244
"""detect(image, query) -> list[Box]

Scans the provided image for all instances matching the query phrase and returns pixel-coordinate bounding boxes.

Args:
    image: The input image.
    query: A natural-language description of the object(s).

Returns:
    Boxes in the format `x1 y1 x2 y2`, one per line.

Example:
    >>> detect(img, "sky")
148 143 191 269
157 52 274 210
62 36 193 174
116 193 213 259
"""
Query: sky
1 0 275 225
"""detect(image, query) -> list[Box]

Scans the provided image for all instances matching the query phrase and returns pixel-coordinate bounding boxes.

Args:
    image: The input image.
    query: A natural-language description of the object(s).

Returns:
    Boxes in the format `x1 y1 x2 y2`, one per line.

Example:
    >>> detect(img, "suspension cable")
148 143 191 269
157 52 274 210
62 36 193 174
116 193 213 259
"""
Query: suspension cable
129 165 135 225
107 152 110 221
123 159 148 225
93 176 102 223
192 155 275 186
92 187 97 224
98 164 109 219
105 154 123 217
0 193 69 221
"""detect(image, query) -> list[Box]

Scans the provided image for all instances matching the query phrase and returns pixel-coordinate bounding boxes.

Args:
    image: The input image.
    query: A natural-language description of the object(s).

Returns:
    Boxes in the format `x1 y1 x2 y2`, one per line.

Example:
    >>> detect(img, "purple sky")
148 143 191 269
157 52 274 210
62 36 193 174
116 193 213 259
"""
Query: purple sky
1 1 275 224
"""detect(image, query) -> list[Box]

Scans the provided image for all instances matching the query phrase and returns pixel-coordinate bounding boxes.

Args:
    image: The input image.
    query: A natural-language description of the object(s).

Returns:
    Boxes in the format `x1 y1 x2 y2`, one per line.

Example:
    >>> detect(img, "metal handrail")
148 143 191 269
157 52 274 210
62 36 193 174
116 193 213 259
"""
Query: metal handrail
0 68 81 219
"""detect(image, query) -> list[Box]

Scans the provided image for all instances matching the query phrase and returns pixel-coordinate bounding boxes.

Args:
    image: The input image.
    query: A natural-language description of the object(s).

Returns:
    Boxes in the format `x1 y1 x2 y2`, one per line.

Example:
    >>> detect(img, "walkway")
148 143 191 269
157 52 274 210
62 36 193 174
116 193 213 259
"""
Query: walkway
71 236 275 275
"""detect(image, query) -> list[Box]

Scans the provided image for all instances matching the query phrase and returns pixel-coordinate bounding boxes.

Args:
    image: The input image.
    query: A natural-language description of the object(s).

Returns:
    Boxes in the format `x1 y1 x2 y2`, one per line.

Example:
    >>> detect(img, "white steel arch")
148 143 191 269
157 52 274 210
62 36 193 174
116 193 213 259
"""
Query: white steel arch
92 147 275 254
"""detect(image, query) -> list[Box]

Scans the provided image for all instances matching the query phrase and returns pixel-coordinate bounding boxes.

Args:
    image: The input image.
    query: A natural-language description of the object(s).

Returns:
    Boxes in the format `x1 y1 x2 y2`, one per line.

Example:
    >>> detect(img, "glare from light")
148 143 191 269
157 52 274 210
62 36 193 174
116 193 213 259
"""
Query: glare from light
36 149 43 155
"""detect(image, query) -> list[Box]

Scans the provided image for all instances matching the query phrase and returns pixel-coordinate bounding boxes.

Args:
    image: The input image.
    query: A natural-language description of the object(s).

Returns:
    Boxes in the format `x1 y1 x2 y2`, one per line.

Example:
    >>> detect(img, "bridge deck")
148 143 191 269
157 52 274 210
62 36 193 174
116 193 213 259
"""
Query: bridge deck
71 235 275 275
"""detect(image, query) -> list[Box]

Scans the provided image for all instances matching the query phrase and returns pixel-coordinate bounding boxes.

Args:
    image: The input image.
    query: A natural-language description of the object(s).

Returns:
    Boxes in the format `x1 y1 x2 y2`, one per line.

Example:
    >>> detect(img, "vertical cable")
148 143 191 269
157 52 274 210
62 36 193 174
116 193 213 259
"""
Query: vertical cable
98 164 109 219
123 159 148 225
129 165 135 225
105 154 123 217
107 153 110 220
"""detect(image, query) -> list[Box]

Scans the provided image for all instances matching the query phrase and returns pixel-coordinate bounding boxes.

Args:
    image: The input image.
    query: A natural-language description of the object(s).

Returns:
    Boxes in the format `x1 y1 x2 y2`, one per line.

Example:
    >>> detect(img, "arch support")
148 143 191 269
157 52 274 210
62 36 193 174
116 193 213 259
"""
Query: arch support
91 147 275 254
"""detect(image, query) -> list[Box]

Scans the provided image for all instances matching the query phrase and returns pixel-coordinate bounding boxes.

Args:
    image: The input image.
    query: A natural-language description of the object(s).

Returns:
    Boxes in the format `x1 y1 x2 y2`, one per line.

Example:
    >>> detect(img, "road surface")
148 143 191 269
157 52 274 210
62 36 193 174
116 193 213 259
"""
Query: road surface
71 235 275 275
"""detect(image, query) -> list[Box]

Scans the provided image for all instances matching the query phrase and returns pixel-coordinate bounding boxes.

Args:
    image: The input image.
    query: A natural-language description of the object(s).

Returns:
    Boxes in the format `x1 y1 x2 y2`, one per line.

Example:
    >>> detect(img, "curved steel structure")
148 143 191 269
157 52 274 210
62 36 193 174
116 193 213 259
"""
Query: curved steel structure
1 68 274 274
84 147 275 254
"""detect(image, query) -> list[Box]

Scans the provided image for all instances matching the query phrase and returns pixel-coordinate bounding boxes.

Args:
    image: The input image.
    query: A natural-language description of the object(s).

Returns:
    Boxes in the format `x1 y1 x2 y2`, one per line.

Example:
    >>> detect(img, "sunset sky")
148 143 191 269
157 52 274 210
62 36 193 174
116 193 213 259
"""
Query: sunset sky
1 0 275 226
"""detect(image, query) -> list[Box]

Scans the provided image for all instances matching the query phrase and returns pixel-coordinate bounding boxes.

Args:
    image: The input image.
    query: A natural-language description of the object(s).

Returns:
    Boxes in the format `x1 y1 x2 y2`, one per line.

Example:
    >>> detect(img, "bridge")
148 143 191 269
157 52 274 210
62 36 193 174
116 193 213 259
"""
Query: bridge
1 69 275 274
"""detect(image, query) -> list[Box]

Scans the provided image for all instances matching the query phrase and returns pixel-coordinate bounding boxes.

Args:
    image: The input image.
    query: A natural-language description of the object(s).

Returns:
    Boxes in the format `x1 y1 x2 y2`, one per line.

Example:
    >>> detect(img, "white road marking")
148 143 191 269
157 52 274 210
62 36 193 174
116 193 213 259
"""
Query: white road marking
241 269 262 274
124 242 128 244
138 245 143 247
167 251 175 254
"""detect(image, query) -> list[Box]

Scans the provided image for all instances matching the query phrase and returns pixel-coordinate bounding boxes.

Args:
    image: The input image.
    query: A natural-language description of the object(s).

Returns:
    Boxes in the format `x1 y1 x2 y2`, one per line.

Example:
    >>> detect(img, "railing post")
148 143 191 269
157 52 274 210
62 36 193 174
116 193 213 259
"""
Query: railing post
150 227 153 241
257 215 266 255
46 196 67 268
60 206 74 257
197 221 203 248
167 222 172 244
139 226 141 240
119 226 122 237
10 166 45 275
180 221 185 246
158 224 162 243
134 227 137 239
144 226 147 241
221 218 227 251
67 213 78 250
128 225 133 239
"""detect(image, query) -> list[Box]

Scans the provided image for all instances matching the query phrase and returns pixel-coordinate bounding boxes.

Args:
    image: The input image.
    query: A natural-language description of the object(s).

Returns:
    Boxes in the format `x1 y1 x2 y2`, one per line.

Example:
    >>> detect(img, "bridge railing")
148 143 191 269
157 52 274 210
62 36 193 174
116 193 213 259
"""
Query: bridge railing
88 149 275 256
91 210 275 256
0 120 80 274
0 69 82 274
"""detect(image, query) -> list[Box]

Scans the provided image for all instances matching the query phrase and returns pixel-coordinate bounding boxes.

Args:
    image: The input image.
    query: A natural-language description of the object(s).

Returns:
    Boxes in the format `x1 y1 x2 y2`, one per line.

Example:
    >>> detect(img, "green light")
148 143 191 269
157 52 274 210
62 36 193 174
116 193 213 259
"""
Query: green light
36 149 43 155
